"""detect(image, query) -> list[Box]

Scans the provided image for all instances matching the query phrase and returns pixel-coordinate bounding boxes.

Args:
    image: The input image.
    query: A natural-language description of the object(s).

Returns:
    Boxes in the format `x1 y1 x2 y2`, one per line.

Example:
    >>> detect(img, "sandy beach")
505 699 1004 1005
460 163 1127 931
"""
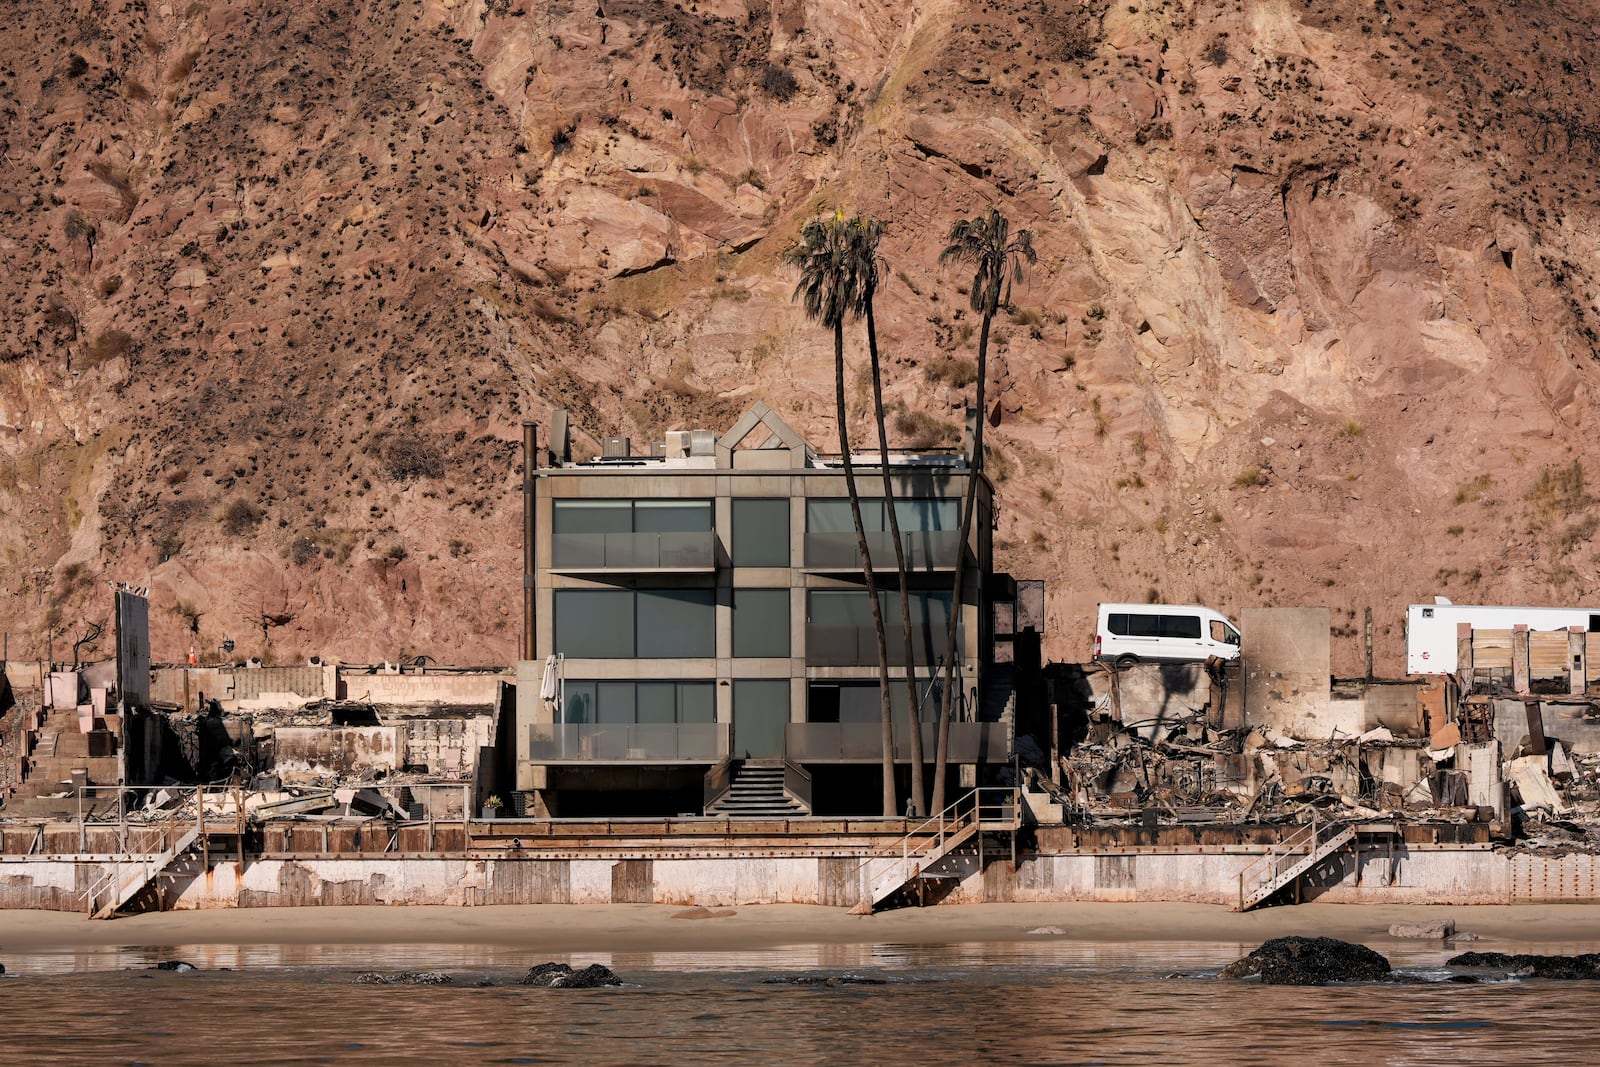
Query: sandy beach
4 901 1600 953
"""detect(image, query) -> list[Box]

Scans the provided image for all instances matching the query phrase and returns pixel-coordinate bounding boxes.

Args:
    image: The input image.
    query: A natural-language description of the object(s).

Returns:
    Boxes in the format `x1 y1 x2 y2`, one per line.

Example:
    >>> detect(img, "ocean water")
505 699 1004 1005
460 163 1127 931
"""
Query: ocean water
0 938 1594 1065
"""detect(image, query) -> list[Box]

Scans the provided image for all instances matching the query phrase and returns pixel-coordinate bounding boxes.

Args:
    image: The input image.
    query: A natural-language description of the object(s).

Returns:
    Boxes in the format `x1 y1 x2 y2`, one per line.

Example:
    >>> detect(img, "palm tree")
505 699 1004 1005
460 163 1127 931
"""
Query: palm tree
782 212 898 816
931 207 1037 814
847 215 927 816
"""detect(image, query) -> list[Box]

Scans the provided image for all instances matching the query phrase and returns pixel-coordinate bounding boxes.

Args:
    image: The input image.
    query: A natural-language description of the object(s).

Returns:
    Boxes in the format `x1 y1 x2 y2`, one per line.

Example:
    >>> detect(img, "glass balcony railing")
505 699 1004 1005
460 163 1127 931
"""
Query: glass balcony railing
803 624 956 667
528 723 730 762
783 722 1008 763
550 531 716 571
803 531 962 571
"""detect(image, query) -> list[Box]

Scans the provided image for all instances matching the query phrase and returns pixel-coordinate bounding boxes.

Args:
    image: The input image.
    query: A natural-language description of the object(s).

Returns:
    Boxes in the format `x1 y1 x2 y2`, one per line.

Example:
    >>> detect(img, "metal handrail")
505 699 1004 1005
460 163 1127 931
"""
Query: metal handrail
853 786 1018 895
1236 810 1347 909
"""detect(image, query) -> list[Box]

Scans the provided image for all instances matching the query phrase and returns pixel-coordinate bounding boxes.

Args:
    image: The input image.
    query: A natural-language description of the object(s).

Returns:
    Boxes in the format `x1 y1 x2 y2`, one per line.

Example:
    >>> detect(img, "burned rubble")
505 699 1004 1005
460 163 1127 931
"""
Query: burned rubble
1027 655 1600 854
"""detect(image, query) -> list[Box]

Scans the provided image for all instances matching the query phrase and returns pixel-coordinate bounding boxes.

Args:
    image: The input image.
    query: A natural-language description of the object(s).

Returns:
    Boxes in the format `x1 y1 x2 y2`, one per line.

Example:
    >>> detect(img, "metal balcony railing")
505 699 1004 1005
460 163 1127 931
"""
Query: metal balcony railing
528 723 730 763
550 531 716 571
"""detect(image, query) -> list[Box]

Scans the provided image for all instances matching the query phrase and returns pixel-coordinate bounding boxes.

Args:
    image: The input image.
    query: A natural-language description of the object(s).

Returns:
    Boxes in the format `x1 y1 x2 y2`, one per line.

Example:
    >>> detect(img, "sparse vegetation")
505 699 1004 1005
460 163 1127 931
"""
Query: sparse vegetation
1338 419 1364 438
893 409 958 448
1526 460 1589 520
82 330 133 369
381 433 445 481
759 62 798 101
219 499 263 536
924 353 977 388
1453 473 1494 504
1233 466 1267 488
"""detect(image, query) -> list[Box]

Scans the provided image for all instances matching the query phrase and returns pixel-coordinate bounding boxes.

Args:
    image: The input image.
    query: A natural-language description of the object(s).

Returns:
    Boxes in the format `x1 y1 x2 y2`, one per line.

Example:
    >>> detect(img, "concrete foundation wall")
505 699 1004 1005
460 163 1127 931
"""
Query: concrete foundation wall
340 673 505 705
3 845 1594 911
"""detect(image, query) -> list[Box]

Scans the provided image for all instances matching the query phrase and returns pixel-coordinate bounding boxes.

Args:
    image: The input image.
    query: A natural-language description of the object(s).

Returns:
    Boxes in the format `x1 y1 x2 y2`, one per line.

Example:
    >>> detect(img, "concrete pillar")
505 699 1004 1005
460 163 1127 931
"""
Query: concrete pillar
1570 627 1586 696
1512 625 1530 695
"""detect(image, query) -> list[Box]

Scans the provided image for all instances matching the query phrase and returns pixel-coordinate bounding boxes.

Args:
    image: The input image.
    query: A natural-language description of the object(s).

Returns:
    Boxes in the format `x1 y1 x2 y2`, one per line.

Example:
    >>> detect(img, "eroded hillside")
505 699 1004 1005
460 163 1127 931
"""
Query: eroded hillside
3 0 1600 672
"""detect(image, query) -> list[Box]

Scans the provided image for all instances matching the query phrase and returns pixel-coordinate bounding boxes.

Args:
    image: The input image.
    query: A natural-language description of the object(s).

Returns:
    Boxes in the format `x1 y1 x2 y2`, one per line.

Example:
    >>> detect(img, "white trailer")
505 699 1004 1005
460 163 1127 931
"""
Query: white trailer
1406 600 1600 674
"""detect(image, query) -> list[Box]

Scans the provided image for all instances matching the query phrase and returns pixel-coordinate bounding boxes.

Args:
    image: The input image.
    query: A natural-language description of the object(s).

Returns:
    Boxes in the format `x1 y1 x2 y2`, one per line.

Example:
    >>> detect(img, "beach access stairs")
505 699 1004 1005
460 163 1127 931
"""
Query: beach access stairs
1234 814 1399 911
851 786 1021 913
81 825 202 919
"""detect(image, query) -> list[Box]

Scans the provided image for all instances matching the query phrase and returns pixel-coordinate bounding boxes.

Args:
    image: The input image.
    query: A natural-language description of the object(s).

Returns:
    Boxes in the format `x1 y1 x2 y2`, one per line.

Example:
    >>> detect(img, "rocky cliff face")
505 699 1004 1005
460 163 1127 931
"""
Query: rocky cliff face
4 0 1600 673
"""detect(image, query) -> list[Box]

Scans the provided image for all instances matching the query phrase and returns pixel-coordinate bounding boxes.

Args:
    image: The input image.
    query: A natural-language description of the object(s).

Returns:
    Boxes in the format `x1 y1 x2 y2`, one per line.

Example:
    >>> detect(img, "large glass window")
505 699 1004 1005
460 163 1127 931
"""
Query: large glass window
732 588 791 658
557 680 714 724
555 588 713 658
637 589 715 658
553 590 634 658
804 589 956 665
732 498 790 566
806 498 955 533
734 679 790 758
553 499 712 533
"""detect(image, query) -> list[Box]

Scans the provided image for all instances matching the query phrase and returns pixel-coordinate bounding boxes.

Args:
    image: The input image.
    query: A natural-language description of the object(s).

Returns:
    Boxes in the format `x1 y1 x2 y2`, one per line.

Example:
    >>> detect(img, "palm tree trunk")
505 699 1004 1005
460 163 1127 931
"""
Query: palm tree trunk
931 305 993 814
865 301 925 815
834 318 897 817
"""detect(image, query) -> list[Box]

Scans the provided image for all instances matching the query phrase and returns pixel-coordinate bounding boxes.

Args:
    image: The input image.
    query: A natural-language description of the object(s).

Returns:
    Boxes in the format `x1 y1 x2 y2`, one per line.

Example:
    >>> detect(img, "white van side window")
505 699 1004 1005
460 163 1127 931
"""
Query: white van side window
1210 620 1226 643
1162 615 1200 639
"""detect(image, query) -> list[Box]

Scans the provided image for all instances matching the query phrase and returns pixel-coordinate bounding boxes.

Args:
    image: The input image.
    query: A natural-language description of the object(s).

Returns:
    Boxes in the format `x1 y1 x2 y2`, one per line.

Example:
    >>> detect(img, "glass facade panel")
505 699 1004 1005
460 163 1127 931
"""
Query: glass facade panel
636 682 677 724
732 498 790 566
636 589 715 658
633 500 712 533
806 499 888 533
894 498 958 532
596 681 637 723
733 588 791 658
554 590 634 658
562 682 597 724
677 682 715 724
734 679 790 758
552 500 631 535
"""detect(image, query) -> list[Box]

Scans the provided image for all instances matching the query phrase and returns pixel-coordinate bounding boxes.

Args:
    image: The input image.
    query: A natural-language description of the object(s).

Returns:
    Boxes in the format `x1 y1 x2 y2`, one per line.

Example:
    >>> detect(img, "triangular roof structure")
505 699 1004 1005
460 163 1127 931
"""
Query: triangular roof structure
717 402 815 465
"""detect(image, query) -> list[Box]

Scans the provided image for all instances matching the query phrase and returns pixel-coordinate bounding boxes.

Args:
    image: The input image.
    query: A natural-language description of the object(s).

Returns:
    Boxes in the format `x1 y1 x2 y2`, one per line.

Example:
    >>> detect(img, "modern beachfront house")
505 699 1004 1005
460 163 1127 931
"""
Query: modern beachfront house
513 403 1030 818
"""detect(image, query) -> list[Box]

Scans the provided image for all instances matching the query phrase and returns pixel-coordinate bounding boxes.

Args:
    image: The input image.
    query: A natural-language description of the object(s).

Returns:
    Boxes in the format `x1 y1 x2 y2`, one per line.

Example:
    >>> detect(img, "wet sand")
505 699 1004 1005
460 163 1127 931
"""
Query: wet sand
4 901 1600 953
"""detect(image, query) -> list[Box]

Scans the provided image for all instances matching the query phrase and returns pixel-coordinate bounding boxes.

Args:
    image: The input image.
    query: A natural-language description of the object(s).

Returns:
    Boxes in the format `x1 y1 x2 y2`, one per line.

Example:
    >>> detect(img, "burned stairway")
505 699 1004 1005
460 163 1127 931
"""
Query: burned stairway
852 787 1021 913
1235 817 1398 911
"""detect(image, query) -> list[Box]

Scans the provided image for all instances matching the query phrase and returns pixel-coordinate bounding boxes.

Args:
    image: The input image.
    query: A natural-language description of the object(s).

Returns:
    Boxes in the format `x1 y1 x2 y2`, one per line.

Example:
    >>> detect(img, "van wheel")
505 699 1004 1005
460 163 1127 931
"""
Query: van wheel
1115 654 1138 669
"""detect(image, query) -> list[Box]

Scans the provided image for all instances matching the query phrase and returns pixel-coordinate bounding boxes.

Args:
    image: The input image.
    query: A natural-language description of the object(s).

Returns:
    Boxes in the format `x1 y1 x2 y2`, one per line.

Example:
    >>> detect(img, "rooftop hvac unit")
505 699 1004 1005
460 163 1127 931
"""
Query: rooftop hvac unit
664 430 691 459
602 436 631 459
689 429 716 456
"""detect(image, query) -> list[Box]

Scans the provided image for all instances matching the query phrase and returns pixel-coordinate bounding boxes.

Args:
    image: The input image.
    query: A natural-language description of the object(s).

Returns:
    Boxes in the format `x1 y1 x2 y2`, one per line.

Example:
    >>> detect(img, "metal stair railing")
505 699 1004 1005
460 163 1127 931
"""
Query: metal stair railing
853 786 1019 910
1235 811 1356 911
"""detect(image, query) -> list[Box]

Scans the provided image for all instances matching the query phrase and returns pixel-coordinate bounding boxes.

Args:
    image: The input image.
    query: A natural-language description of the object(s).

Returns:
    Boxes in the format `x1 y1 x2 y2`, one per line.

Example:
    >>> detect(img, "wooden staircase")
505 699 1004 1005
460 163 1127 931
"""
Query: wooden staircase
851 787 1021 913
1235 816 1359 912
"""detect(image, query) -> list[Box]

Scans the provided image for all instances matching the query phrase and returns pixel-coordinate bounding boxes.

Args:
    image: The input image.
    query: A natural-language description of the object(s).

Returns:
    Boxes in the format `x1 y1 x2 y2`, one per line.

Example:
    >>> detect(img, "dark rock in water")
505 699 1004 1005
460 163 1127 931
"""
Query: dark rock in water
1447 951 1600 979
354 971 454 985
761 974 888 987
519 962 622 988
1220 937 1392 985
153 961 197 972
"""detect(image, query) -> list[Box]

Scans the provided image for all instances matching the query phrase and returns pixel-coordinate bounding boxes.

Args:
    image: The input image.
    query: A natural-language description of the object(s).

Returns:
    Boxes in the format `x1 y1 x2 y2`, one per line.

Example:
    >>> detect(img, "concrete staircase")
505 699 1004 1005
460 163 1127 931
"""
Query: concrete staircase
5 705 120 819
704 760 810 818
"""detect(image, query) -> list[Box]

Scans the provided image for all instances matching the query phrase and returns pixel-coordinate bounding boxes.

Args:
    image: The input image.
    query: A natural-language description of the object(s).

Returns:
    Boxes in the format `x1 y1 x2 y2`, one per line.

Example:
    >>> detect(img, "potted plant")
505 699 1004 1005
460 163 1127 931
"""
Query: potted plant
481 795 504 820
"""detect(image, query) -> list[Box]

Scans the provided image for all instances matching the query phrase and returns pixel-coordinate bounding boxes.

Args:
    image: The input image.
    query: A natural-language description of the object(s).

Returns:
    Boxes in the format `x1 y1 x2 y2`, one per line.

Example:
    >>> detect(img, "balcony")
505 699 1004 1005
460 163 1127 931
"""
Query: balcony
804 624 955 667
783 722 1009 763
550 531 717 573
528 723 730 763
803 531 962 572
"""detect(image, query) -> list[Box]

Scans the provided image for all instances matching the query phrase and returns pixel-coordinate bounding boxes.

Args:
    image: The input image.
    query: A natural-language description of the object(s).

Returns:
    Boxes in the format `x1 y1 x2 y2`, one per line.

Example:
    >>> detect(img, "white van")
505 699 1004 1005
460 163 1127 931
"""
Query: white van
1095 603 1242 664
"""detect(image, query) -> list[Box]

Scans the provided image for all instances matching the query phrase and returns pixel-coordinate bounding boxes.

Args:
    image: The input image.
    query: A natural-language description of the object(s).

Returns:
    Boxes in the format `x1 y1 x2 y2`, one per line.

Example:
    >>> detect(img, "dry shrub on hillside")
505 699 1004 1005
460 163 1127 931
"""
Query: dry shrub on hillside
381 432 445 481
